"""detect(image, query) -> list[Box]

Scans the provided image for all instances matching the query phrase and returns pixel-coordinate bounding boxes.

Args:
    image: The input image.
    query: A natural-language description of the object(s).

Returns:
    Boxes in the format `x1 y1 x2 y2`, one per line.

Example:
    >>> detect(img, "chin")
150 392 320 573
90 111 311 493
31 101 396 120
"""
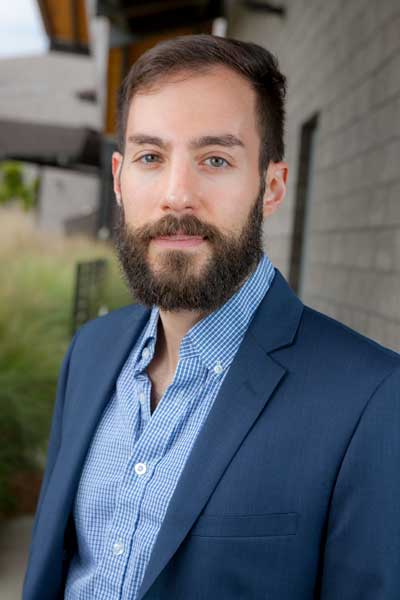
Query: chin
151 245 209 268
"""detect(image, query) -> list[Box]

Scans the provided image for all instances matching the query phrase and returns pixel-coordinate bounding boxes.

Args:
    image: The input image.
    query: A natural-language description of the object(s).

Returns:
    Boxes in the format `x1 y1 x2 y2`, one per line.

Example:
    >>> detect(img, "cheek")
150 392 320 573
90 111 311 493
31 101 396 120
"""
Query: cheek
120 176 159 223
121 169 154 203
208 190 254 236
205 169 259 221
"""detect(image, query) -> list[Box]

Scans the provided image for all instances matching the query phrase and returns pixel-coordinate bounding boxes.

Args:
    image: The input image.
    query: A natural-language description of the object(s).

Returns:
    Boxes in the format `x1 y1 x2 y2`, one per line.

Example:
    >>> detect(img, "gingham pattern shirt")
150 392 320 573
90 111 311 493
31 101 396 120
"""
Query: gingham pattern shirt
65 254 275 600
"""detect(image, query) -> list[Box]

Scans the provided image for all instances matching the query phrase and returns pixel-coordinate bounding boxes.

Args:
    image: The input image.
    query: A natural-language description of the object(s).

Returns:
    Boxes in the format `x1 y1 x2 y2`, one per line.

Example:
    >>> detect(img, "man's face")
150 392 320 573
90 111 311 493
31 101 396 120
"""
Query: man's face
112 65 287 311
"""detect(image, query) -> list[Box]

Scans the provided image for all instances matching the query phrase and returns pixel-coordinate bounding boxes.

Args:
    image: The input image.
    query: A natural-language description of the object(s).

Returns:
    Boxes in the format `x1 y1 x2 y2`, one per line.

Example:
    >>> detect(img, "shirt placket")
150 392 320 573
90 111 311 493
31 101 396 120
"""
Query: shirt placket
120 358 206 599
88 365 153 599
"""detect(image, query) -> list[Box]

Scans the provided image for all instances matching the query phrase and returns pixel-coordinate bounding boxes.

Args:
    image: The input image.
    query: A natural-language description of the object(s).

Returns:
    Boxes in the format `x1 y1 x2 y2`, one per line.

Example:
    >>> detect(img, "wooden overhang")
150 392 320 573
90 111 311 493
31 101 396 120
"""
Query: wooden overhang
36 0 90 53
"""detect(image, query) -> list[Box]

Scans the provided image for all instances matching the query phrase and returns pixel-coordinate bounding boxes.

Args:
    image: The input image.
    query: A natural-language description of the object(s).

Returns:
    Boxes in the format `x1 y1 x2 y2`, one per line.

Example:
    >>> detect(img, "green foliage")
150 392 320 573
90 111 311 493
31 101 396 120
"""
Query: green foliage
0 161 39 211
0 210 131 515
0 398 27 513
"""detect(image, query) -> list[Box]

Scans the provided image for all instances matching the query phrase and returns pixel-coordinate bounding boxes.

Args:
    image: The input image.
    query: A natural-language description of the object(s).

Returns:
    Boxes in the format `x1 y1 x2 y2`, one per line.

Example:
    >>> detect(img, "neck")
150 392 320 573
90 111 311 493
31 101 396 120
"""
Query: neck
155 308 207 377
151 309 207 378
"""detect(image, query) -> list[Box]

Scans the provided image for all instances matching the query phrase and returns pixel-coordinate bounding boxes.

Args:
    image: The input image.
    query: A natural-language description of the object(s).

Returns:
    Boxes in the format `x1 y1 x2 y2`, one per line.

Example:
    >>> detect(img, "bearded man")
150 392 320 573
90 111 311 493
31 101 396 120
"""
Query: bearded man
24 34 400 600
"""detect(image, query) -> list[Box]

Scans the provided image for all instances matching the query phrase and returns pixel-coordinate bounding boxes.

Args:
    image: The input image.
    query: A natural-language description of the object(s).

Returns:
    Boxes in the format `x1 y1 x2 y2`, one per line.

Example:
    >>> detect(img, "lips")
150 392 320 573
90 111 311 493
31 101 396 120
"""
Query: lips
152 234 206 248
156 235 204 241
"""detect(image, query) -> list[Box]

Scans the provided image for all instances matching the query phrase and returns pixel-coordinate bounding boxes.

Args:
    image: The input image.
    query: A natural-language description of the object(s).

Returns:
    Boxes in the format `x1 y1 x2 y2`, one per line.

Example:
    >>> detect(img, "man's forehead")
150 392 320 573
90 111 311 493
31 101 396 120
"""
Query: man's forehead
124 66 258 151
127 66 256 121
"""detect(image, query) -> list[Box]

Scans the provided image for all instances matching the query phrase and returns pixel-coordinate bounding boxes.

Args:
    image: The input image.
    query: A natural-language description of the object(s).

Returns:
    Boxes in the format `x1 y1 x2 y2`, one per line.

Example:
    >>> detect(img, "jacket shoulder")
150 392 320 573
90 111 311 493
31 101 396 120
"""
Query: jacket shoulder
301 304 400 372
75 303 150 341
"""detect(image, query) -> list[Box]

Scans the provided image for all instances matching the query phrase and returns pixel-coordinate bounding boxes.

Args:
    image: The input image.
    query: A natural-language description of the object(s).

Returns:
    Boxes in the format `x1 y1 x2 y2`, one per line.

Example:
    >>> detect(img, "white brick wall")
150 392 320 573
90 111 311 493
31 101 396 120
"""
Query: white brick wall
229 0 400 351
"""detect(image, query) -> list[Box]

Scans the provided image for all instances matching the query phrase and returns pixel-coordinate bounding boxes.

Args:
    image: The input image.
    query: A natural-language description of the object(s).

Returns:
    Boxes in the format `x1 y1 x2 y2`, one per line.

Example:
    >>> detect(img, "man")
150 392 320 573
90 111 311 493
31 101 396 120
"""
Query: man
24 35 400 599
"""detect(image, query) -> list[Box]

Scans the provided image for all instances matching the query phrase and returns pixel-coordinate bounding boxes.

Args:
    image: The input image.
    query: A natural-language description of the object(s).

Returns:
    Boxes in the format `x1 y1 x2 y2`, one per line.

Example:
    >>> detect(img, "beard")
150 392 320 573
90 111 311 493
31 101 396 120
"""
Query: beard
114 179 266 312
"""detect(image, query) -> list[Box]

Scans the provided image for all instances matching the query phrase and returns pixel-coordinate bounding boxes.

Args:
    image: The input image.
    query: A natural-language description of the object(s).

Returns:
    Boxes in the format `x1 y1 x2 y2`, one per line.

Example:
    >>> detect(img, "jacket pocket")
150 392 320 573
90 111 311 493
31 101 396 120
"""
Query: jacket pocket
190 512 299 538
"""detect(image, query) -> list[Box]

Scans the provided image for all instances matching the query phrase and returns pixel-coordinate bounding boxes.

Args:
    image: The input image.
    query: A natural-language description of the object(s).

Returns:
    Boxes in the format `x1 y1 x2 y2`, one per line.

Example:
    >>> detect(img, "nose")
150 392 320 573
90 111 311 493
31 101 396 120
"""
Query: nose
161 159 199 213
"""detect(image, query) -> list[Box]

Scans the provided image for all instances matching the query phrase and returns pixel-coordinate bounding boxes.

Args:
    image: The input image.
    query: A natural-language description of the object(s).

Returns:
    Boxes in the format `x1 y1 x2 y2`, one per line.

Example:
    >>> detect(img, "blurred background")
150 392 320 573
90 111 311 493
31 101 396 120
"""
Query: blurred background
0 0 399 597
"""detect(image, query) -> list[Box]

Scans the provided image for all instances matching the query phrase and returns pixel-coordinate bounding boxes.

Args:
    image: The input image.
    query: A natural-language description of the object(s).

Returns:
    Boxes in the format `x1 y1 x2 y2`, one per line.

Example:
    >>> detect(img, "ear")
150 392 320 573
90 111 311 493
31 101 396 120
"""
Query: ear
262 161 288 218
112 151 123 205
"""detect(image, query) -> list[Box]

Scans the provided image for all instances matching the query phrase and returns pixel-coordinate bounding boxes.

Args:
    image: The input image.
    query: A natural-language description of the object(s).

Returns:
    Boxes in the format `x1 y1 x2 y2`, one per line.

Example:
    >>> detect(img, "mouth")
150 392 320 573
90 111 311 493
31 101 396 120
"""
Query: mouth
152 234 206 248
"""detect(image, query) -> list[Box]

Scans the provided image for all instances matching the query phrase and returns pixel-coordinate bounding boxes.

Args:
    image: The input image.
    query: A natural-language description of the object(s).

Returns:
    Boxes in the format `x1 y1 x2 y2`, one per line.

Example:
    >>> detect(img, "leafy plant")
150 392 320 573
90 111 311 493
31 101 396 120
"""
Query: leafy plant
0 208 131 516
0 161 39 211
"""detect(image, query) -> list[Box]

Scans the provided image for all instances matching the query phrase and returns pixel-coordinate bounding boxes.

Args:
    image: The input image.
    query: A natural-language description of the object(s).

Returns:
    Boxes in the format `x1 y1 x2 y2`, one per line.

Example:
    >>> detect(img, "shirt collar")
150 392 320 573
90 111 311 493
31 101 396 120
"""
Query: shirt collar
132 253 275 376
181 253 275 373
131 304 159 373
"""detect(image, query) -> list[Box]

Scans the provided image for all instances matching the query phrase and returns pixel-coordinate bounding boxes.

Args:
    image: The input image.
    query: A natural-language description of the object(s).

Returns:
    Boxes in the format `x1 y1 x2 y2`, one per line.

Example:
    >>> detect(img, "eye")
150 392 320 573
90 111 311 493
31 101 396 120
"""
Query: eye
137 153 161 165
204 156 230 168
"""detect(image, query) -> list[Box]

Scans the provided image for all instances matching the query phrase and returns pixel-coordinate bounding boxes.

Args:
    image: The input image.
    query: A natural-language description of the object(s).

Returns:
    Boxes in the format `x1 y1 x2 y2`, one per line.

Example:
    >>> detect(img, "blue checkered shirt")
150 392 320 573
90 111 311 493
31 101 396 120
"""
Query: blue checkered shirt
65 254 275 599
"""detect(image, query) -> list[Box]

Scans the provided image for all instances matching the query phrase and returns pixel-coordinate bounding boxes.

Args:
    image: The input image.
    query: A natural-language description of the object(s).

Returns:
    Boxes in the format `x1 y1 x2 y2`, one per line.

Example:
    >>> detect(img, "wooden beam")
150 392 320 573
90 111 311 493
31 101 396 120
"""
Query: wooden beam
36 0 53 38
105 47 124 136
35 0 88 47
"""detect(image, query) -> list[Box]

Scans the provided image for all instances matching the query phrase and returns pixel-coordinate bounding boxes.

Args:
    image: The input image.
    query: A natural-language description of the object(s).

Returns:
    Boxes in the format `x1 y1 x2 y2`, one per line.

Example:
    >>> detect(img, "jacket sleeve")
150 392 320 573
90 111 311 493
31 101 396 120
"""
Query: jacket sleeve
319 366 400 599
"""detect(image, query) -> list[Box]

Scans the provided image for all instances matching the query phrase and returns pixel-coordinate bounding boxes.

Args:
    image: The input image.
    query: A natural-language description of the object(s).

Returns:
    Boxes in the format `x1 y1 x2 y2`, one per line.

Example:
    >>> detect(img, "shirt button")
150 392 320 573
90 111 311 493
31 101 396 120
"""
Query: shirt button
112 541 125 556
139 392 146 402
213 361 223 375
135 462 147 476
142 347 150 360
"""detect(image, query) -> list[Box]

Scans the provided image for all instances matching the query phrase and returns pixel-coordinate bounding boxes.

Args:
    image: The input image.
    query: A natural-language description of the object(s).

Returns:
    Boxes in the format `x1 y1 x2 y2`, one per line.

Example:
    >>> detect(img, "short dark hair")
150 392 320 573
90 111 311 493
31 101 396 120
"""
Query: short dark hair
117 34 287 173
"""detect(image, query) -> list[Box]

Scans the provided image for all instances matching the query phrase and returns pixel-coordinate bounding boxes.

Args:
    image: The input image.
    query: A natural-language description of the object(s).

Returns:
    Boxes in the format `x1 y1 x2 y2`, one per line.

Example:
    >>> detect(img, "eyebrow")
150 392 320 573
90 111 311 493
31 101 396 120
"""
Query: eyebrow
127 133 245 151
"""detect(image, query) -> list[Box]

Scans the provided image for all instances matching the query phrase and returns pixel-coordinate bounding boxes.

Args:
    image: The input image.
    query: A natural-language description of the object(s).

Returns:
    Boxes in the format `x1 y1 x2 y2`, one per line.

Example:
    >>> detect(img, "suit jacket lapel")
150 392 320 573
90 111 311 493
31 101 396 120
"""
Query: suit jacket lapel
137 270 304 599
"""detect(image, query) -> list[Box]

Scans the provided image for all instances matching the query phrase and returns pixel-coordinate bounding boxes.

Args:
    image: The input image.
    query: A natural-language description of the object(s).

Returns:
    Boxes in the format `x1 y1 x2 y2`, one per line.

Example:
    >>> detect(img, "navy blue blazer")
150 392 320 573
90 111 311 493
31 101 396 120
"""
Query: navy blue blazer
23 270 400 599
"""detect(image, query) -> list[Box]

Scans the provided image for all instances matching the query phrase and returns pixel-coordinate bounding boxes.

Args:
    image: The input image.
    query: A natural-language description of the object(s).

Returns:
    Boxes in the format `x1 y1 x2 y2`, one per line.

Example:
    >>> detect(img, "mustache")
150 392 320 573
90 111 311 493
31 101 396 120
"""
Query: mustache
133 214 223 242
